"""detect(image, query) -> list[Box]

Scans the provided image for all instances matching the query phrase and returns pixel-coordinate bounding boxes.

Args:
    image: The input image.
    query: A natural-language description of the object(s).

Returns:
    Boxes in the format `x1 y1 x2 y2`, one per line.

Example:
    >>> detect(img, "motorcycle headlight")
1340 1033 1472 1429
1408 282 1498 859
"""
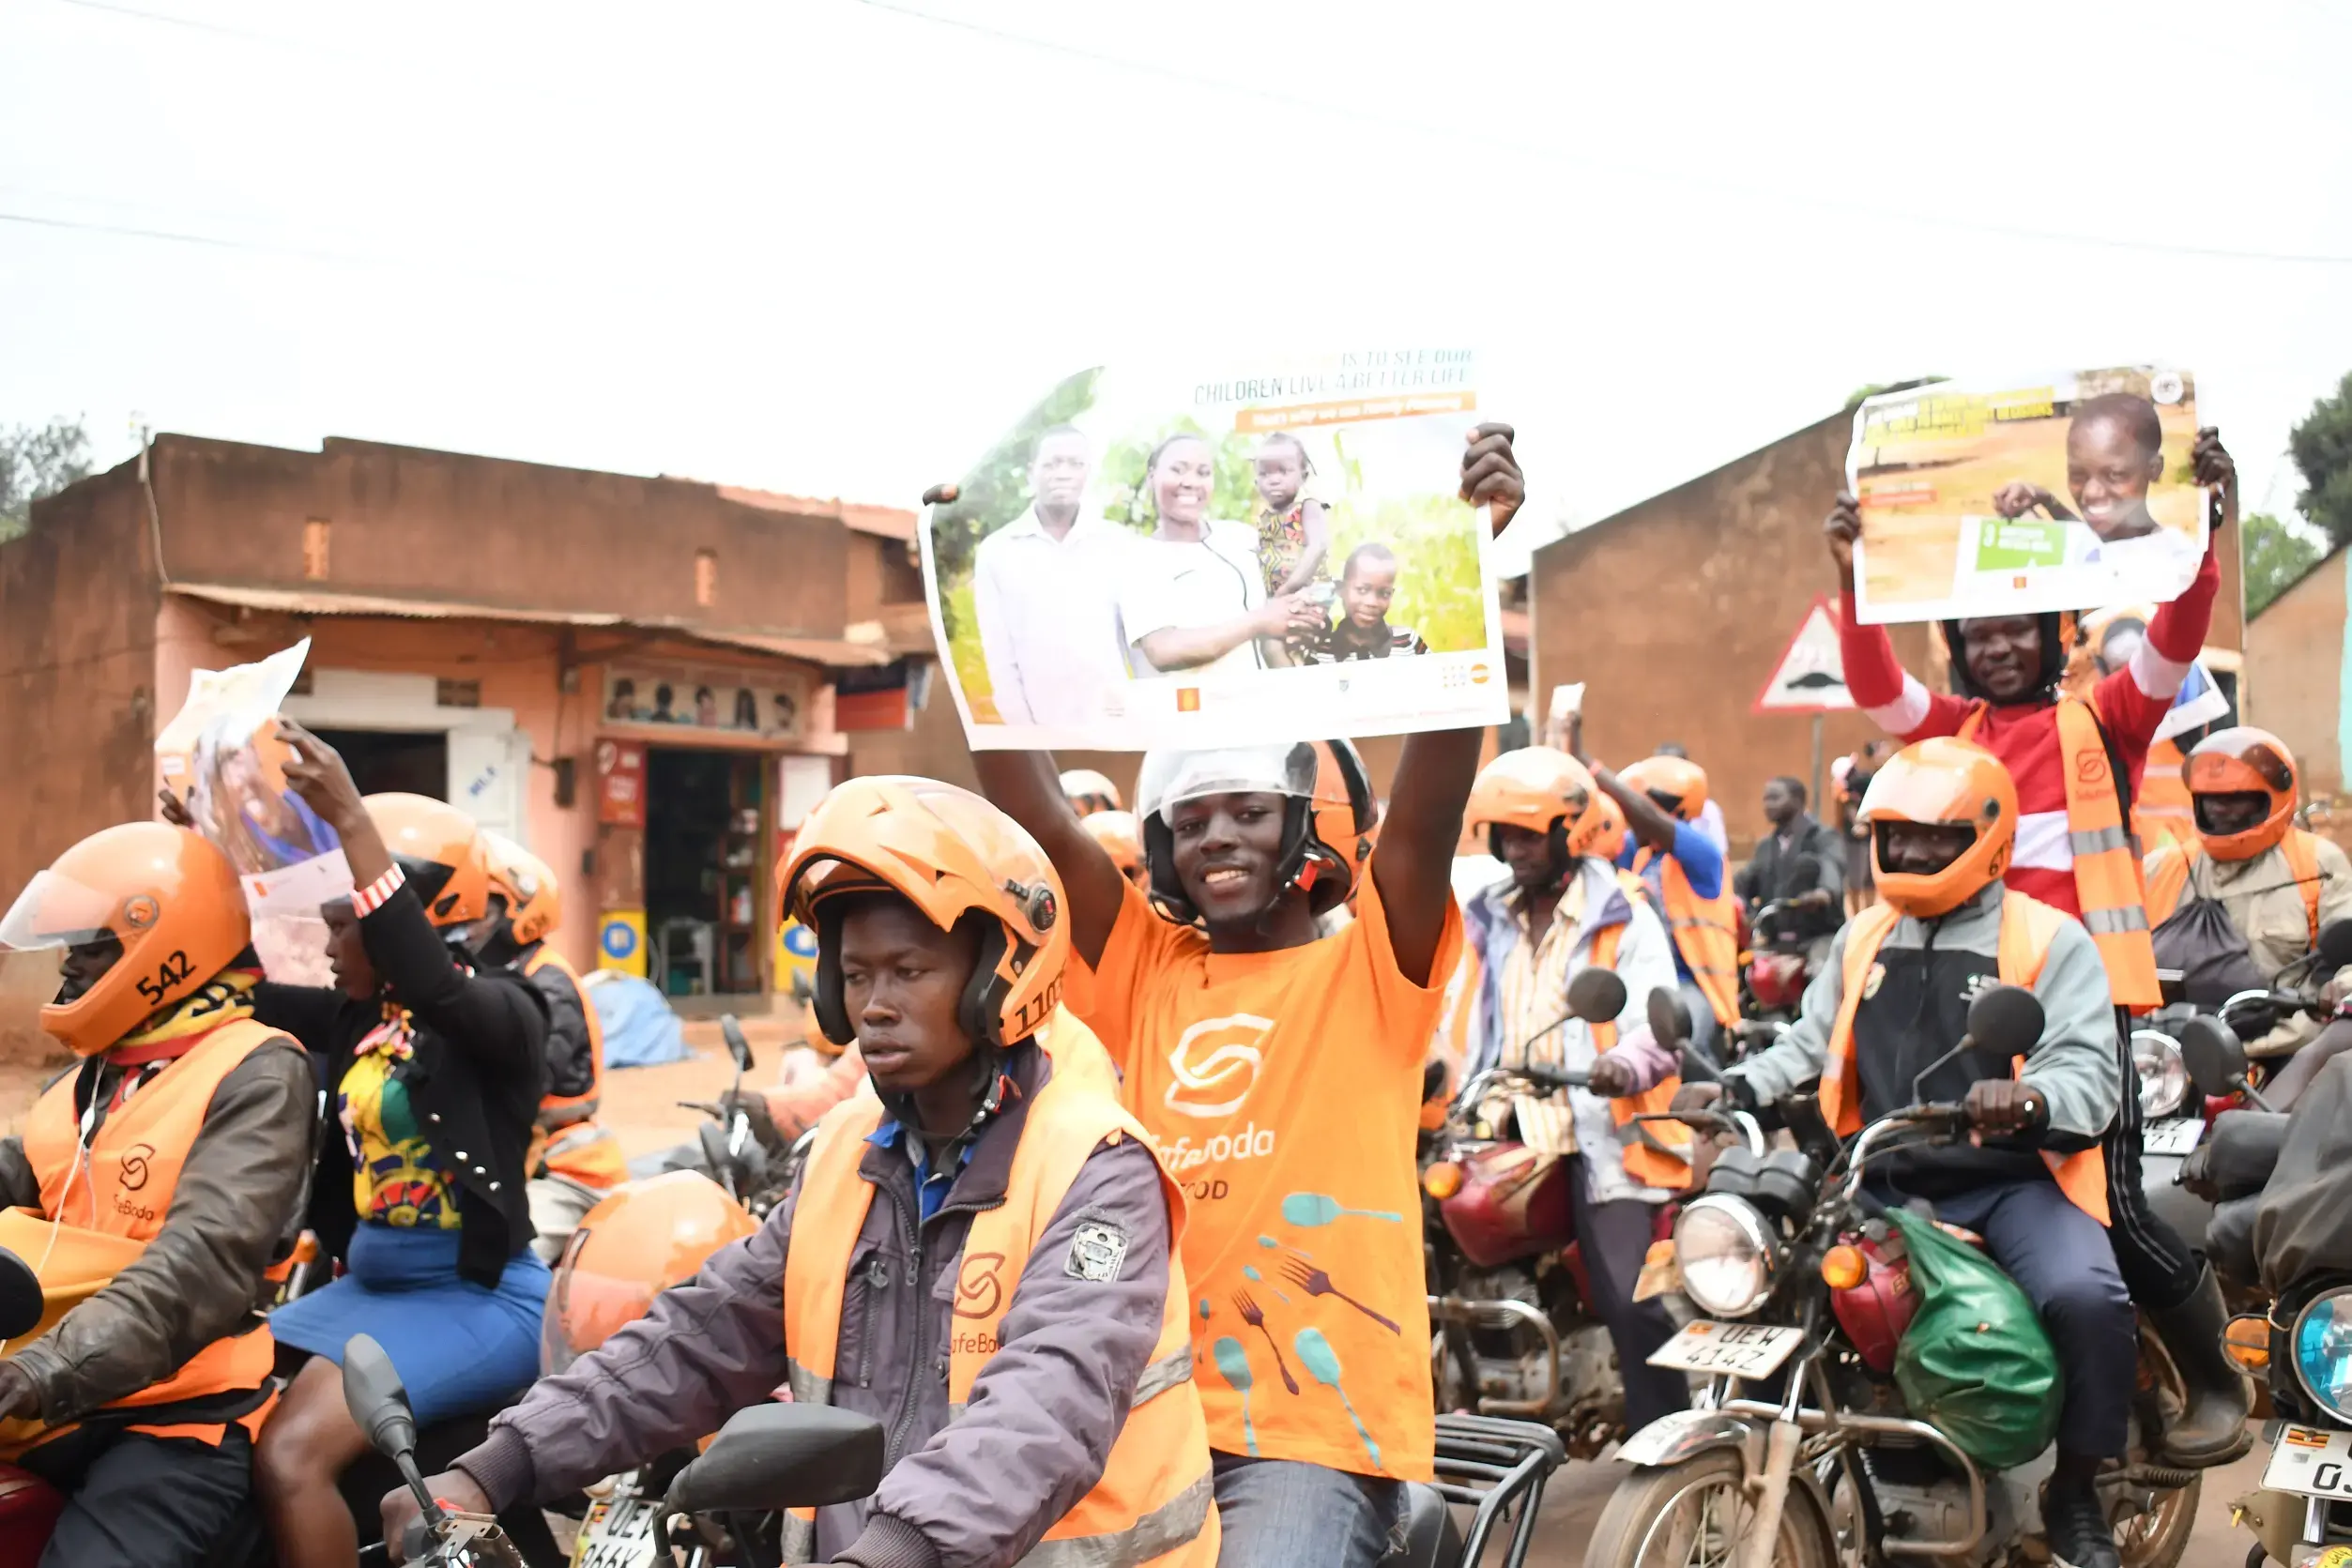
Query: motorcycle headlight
1673 1195 1776 1318
2292 1288 2352 1423
2131 1030 2188 1120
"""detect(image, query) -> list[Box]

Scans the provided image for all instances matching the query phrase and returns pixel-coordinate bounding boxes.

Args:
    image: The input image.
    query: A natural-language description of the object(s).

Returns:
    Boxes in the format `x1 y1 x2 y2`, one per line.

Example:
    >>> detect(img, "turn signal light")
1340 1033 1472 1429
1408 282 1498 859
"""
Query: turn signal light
1423 1162 1464 1201
2222 1313 2271 1374
1820 1243 1869 1291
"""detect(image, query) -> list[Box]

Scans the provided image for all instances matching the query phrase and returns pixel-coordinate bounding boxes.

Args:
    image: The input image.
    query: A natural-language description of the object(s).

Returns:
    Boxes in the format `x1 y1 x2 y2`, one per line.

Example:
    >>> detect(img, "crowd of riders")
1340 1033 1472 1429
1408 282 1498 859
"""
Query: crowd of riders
1 419 2344 1568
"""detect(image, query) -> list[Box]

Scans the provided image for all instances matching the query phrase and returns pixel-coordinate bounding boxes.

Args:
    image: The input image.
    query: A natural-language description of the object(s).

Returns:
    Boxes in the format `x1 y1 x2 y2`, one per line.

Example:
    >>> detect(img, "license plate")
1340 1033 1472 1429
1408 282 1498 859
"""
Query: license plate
2145 1118 2206 1156
1648 1320 1805 1378
2262 1425 2352 1500
572 1485 662 1568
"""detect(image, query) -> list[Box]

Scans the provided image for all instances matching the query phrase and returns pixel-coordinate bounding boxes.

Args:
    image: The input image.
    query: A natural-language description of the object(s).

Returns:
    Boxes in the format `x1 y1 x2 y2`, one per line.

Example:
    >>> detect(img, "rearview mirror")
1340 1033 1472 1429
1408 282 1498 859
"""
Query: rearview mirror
1565 968 1627 1025
1963 985 2044 1059
2318 920 2352 971
2179 1015 2249 1100
342 1333 419 1464
720 1015 755 1074
665 1404 886 1515
0 1249 43 1340
1646 987 1692 1049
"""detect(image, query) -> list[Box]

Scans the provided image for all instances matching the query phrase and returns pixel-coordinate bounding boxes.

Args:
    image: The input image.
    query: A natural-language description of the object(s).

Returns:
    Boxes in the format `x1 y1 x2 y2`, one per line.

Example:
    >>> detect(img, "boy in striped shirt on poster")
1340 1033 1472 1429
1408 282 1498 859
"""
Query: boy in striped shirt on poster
1819 424 2247 1467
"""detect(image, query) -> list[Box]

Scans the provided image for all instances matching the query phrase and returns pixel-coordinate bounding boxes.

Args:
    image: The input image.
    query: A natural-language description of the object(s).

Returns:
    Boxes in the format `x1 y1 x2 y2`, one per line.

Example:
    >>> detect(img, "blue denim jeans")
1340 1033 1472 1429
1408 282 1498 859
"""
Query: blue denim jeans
1212 1453 1404 1567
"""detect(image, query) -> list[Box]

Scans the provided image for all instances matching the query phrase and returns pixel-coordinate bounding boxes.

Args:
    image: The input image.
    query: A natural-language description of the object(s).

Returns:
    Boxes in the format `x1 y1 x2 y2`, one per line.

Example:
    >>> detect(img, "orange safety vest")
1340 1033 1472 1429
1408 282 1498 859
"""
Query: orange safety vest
6 1017 286 1454
1630 847 1741 1028
779 1024 1217 1568
2144 830 2324 944
525 948 625 1191
1823 896 2111 1225
1585 919 1693 1190
1956 698 2161 1011
2134 739 2197 855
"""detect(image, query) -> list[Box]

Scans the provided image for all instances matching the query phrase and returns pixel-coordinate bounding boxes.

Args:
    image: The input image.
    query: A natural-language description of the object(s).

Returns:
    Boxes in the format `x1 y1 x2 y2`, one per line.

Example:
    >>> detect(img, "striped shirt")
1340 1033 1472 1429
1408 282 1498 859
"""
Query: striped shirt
1496 877 1588 1073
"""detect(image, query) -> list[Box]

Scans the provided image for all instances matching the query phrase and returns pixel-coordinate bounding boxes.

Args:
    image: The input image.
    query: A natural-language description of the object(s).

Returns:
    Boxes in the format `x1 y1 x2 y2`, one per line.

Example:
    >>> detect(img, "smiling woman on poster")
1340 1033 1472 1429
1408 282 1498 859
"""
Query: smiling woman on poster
1118 434 1318 679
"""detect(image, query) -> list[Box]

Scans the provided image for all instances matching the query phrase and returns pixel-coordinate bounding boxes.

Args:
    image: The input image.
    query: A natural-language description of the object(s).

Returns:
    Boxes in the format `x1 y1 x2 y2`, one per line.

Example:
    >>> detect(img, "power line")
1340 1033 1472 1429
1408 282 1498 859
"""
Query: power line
845 0 2352 268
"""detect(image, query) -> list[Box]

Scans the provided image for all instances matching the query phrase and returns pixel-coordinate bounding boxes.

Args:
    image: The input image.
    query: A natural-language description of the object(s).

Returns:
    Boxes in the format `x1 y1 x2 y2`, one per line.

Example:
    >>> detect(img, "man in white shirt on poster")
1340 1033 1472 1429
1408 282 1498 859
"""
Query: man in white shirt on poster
970 425 1135 727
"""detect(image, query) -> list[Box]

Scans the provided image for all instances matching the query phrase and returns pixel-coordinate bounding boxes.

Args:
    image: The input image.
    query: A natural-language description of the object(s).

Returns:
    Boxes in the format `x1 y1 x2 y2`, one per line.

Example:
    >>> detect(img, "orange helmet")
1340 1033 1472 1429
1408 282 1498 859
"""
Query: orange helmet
2185 726 2299 861
1465 748 1608 862
541 1171 758 1375
1080 809 1147 887
1059 769 1123 817
1859 738 2017 919
1134 739 1376 925
776 775 1068 1049
1 823 252 1057
366 793 494 929
1587 791 1629 862
481 830 561 946
1620 755 1708 822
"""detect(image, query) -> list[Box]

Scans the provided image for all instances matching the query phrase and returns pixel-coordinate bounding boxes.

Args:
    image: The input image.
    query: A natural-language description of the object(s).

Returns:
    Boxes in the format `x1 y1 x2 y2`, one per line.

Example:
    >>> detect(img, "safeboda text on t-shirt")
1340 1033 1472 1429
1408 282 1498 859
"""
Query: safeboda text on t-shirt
1068 871 1459 1482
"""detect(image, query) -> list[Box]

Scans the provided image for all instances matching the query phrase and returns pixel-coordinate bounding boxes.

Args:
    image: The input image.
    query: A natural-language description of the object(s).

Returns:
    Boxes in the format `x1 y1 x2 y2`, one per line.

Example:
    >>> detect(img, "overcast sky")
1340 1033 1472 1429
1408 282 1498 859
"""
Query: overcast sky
5 0 2349 562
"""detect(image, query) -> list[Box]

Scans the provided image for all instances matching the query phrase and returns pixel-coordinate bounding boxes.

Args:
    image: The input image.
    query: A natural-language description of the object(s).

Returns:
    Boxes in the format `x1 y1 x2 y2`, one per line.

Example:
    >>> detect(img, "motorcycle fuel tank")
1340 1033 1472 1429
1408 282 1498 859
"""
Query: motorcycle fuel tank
1441 1143 1575 1269
1830 1233 1918 1374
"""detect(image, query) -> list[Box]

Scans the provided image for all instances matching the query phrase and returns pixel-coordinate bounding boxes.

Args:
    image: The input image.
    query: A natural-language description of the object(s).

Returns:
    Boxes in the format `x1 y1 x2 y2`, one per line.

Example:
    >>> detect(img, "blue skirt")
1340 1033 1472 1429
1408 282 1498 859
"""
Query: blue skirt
269 1224 553 1427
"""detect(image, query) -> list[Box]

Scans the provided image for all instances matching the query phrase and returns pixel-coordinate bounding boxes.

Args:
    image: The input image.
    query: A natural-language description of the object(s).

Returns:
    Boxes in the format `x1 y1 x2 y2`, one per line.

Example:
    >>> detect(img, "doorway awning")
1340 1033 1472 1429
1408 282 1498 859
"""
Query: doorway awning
165 582 894 667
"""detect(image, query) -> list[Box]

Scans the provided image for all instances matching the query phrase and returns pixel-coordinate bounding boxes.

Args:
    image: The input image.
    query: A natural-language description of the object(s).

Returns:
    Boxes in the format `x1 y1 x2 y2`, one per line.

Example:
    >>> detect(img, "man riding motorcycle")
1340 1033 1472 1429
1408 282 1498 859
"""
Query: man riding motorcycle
1677 737 2136 1568
1822 434 2246 1465
1459 746 1690 1432
476 833 626 1264
2143 726 2352 1057
400 776 1218 1568
0 823 315 1568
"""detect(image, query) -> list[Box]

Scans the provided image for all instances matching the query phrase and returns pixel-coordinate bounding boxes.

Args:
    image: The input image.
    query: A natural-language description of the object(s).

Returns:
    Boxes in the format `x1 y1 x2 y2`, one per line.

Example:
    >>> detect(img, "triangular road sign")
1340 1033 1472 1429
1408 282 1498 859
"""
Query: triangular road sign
1753 596 1854 715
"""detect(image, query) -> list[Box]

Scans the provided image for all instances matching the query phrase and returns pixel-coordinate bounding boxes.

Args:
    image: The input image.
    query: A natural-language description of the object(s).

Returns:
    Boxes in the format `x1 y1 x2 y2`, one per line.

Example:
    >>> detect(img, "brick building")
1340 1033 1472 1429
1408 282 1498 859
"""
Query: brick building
2246 543 2351 849
1528 408 2247 858
0 434 933 1043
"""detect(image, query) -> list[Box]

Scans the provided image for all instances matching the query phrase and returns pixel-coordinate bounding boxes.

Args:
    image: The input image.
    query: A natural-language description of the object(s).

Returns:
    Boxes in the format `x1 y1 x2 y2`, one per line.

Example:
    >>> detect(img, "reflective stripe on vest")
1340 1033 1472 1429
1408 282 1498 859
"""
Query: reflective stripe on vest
1629 848 1741 1027
12 1017 284 1448
2146 832 2324 946
527 946 605 1125
779 1022 1217 1568
1821 894 2111 1225
2135 742 2196 851
1956 698 2160 1010
1583 921 1692 1191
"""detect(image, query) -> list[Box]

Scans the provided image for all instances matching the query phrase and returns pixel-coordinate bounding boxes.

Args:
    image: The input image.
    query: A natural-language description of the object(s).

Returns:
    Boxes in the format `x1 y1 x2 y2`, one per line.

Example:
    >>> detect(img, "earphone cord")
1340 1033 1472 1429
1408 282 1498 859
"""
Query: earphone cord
0 1099 91 1359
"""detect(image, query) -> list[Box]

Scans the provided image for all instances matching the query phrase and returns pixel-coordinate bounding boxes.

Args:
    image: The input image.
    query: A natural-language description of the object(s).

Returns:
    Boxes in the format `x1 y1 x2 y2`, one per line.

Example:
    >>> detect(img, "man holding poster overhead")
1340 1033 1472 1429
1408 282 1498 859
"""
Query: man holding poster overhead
965 424 1526 1567
1821 425 2252 1468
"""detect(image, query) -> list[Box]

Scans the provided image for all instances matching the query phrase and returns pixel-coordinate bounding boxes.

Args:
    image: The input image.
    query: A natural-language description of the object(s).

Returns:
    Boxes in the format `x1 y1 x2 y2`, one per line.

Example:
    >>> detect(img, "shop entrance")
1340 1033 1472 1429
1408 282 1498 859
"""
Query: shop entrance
645 748 767 1000
312 729 450 799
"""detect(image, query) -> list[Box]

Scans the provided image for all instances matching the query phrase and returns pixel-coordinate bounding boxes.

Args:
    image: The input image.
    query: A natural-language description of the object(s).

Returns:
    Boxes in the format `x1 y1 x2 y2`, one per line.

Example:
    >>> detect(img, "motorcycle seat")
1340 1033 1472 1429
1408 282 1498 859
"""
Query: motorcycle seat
0 1462 65 1568
1384 1480 1464 1568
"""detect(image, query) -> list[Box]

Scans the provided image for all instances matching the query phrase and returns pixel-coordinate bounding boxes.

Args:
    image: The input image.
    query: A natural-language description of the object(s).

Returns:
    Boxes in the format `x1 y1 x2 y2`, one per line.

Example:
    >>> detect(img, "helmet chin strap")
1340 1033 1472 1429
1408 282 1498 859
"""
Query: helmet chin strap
875 1041 1013 1155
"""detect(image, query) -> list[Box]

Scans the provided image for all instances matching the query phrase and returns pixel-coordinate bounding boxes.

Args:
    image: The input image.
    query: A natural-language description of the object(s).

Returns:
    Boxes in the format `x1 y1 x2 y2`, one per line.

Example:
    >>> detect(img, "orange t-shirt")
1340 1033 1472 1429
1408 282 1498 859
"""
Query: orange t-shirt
1069 870 1459 1481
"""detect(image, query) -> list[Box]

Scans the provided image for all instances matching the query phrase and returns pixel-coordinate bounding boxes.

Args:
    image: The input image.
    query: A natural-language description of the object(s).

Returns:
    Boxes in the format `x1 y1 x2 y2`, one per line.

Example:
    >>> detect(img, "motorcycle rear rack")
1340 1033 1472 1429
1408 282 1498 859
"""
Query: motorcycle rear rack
1427 1295 1561 1420
1430 1413 1568 1568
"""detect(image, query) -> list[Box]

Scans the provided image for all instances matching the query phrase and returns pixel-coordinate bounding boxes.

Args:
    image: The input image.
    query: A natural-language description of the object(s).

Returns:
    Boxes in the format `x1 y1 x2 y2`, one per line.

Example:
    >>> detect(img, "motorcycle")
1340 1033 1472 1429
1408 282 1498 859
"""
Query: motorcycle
1740 900 1820 1032
1585 986 2202 1568
675 1014 803 1218
0 1251 565 1568
1421 967 1733 1456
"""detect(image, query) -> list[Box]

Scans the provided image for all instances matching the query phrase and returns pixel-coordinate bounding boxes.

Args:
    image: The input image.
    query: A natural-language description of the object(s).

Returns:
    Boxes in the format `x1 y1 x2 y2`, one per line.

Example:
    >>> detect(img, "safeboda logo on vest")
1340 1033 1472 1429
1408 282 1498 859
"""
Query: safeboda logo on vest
1154 1012 1281 1176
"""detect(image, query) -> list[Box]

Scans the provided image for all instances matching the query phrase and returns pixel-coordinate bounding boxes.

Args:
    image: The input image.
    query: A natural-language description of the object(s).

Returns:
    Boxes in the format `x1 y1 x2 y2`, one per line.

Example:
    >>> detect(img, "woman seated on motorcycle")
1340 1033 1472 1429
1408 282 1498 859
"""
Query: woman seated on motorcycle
395 776 1217 1568
229 725 553 1568
0 823 316 1568
1676 738 2137 1568
1458 745 1692 1432
2142 725 2352 1068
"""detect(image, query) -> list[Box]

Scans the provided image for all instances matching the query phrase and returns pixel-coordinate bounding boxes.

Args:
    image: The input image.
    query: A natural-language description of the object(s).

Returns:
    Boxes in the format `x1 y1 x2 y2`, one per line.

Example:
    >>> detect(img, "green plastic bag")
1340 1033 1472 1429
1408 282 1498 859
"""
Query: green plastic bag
1885 1207 2062 1470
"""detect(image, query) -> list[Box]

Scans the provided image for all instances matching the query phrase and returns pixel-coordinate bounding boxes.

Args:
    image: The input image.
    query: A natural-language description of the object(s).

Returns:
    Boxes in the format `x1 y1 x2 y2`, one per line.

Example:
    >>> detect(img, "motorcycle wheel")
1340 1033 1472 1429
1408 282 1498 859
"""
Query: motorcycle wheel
1581 1450 1837 1568
2114 1470 2198 1568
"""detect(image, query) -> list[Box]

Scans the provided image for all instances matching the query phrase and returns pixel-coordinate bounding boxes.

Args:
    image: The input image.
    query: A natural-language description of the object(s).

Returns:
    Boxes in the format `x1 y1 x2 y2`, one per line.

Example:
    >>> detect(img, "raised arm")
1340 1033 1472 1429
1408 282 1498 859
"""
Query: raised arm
1823 494 1972 740
1373 423 1525 987
970 752 1131 968
1565 712 1679 854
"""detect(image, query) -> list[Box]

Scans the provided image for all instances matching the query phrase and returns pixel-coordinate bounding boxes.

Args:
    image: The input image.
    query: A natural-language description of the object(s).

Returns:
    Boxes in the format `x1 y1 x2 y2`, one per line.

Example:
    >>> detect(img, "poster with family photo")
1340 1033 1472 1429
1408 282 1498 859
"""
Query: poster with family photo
1846 366 2209 624
921 350 1509 751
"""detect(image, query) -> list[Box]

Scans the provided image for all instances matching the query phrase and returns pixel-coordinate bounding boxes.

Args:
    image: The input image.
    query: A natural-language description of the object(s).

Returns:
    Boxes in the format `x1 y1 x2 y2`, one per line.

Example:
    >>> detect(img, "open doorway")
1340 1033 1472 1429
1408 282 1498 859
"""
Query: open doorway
645 749 766 1000
311 729 450 799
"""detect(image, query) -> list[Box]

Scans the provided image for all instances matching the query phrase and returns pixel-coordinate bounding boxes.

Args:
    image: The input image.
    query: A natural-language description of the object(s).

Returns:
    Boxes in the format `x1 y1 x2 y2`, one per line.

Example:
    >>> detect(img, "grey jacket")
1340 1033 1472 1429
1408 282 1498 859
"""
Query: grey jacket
1726 884 2122 1147
0 1039 316 1423
455 1044 1177 1568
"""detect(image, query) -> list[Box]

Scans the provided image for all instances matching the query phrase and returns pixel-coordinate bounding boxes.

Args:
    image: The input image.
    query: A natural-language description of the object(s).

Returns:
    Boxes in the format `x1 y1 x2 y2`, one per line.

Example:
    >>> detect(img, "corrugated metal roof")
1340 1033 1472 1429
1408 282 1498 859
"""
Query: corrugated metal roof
165 582 893 667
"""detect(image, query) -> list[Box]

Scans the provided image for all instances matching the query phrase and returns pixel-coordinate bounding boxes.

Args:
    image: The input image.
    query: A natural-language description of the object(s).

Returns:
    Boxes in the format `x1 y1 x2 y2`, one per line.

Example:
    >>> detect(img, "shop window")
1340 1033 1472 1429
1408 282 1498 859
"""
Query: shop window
312 729 448 799
880 543 925 604
303 519 330 580
645 748 766 998
695 549 718 608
